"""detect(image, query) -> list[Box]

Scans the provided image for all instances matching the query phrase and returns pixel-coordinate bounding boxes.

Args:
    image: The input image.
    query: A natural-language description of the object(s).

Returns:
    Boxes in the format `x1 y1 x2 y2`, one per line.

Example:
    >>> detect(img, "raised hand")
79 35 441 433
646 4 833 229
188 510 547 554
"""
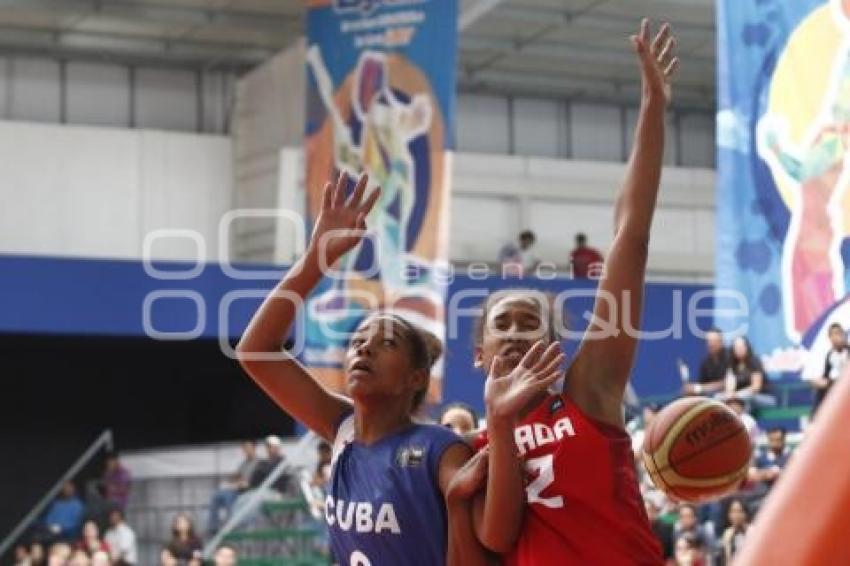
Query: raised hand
309 171 381 267
631 19 679 106
484 341 565 421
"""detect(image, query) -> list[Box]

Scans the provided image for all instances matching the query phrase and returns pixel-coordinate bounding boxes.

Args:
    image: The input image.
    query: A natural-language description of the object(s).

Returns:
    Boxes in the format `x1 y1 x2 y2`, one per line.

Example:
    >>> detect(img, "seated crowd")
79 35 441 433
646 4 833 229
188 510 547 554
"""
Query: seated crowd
625 322 846 565
14 437 295 566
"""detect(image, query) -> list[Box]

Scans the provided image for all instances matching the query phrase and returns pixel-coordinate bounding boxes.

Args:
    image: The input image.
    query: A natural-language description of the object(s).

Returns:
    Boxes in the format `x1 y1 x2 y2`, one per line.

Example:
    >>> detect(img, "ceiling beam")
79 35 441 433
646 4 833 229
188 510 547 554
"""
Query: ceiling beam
491 5 714 34
458 0 507 32
0 26 277 70
460 69 715 111
462 36 715 68
0 0 299 34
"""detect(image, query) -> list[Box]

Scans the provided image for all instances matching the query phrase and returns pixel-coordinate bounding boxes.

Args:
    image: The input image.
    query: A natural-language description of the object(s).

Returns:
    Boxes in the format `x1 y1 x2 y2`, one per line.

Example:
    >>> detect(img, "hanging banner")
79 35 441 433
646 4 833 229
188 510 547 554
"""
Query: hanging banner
717 0 850 377
303 0 457 400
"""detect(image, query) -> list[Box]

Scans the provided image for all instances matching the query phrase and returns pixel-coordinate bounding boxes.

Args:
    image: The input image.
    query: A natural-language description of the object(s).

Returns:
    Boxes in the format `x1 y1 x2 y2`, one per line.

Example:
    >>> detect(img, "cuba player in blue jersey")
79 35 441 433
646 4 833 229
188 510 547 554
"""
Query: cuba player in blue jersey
237 172 564 566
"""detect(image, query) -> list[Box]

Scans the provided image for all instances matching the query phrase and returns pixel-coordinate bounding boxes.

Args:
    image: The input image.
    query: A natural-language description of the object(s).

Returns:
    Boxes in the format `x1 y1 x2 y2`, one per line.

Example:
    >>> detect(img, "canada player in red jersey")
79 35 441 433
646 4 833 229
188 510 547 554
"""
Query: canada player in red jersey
471 19 680 565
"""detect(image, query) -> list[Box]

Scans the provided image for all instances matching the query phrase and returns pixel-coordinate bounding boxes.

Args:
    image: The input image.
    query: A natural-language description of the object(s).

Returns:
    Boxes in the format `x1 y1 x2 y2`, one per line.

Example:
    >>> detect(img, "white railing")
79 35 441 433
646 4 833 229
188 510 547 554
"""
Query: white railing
202 431 318 559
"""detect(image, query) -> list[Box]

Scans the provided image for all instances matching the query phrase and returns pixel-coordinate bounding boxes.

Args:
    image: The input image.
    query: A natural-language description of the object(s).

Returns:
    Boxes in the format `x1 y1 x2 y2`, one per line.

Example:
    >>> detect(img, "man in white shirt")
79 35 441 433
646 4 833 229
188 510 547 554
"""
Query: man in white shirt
812 322 849 414
104 509 137 566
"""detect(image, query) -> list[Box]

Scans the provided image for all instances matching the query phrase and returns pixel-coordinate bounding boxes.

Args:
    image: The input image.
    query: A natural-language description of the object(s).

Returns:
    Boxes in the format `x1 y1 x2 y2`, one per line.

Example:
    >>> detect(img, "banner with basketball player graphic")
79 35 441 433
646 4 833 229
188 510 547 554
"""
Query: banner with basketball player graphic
717 0 850 377
303 0 457 399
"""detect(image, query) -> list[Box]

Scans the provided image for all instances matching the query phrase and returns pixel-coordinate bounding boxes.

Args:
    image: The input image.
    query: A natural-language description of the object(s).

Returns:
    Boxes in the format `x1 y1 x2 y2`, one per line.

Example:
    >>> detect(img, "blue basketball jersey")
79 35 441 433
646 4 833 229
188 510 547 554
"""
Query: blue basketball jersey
326 415 463 566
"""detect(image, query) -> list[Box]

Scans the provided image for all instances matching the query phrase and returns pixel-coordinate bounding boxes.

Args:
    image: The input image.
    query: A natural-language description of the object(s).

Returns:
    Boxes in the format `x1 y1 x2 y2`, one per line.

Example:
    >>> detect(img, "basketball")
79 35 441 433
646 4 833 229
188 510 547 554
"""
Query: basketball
642 397 753 503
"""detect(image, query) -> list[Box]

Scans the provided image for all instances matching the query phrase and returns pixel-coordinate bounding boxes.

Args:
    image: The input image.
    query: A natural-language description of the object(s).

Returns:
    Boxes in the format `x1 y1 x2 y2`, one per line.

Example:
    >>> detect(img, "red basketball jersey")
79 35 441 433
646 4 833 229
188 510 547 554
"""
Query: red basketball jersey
482 393 663 565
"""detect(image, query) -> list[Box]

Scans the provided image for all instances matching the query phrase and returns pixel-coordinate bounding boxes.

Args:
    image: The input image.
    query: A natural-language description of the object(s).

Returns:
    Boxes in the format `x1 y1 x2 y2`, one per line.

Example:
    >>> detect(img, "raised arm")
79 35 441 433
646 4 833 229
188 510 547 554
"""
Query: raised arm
565 19 679 426
236 173 380 441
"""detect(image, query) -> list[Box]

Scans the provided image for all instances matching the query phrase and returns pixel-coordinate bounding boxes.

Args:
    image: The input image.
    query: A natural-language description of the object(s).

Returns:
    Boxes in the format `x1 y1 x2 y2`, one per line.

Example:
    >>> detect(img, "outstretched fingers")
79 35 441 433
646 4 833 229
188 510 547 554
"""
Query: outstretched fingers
346 172 369 209
332 171 348 208
531 342 562 373
518 340 546 370
650 22 670 57
321 181 334 211
657 35 676 68
664 57 680 78
359 184 382 217
537 352 566 379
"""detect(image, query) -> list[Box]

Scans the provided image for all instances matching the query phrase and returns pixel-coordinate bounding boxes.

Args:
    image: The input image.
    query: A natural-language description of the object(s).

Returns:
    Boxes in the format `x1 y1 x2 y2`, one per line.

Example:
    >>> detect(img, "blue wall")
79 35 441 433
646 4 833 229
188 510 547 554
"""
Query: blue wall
0 255 712 414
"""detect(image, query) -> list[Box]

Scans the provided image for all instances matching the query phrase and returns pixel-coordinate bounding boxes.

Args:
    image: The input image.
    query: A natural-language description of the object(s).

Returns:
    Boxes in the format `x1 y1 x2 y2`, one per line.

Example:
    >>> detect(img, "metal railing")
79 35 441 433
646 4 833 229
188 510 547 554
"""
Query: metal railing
202 431 318 559
0 429 113 557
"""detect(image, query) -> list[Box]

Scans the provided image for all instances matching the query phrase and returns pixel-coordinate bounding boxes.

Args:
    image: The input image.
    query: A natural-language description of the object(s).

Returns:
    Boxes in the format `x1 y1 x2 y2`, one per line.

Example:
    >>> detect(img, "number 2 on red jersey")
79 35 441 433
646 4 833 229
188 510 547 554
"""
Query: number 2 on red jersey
525 454 564 509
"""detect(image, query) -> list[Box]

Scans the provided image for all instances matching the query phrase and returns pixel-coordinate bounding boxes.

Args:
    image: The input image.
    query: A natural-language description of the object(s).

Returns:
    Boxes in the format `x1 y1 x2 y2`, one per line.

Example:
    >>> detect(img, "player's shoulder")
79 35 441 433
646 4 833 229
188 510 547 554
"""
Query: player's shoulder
523 392 569 424
409 422 464 447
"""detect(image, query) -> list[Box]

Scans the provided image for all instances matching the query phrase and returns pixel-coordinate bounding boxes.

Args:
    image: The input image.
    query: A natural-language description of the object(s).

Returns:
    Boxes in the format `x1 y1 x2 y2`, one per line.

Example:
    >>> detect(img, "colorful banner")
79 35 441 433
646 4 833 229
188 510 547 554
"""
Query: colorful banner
717 0 850 377
303 0 457 399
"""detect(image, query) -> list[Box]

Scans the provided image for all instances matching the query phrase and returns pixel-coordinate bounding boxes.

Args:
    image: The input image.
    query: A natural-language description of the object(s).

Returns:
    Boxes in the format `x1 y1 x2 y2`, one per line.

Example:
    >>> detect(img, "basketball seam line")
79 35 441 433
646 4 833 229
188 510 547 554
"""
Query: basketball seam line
660 427 749 476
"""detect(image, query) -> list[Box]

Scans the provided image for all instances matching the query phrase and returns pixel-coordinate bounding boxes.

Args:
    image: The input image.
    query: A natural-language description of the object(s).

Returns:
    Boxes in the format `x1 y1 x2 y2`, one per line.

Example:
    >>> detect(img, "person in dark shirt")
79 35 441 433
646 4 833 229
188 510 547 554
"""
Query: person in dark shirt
645 497 675 562
726 336 775 409
683 328 730 396
748 427 793 491
165 514 202 565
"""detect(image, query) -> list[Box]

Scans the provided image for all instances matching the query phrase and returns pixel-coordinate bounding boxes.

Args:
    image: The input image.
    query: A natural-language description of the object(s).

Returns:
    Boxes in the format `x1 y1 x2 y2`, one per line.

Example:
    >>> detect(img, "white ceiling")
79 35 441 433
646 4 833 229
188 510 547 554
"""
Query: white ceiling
0 0 716 109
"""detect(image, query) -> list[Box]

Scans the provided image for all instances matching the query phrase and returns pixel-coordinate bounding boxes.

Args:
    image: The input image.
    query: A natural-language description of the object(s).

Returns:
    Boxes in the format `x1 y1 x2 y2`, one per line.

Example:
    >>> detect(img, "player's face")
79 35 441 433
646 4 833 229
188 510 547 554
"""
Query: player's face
475 295 550 373
345 315 424 406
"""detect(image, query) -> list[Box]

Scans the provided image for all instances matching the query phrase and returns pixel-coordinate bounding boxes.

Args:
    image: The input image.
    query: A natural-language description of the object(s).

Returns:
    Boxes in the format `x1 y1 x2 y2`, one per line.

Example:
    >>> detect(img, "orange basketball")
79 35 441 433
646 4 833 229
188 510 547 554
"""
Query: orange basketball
642 397 753 503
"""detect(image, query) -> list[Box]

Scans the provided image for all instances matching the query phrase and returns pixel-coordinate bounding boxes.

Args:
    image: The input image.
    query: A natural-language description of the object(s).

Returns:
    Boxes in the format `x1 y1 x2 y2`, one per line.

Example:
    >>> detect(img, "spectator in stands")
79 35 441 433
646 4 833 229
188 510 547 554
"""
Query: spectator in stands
248 435 289 493
314 441 332 487
90 551 110 566
29 542 46 566
43 481 85 543
68 548 91 566
47 543 72 566
101 453 131 511
76 520 109 556
629 404 659 461
499 230 540 276
438 402 479 436
570 232 604 279
674 532 706 566
212 545 237 566
749 427 792 492
725 336 776 409
721 499 750 563
165 514 202 566
725 396 760 446
683 328 730 396
104 509 137 566
230 436 291 528
83 482 118 534
159 547 178 566
13 543 31 566
811 322 849 414
673 504 712 552
645 497 675 563
207 440 259 534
